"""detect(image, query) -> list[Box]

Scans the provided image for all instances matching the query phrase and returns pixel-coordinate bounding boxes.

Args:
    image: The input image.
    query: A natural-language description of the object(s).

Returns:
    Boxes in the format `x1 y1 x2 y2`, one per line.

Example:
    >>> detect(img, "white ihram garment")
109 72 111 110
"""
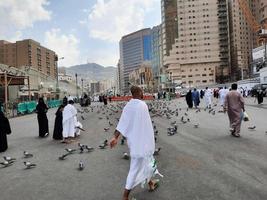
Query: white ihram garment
204 89 212 108
62 104 77 138
75 116 83 136
116 99 161 190
219 89 229 106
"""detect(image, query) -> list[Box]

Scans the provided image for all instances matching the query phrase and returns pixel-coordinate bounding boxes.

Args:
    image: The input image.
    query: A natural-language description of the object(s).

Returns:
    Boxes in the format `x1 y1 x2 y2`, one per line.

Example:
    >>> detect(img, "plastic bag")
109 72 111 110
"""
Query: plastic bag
243 111 249 122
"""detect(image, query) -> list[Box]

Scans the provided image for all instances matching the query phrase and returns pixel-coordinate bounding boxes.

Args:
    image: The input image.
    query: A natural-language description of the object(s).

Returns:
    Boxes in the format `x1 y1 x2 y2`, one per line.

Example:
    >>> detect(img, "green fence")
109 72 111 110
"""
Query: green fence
17 100 62 115
47 100 62 108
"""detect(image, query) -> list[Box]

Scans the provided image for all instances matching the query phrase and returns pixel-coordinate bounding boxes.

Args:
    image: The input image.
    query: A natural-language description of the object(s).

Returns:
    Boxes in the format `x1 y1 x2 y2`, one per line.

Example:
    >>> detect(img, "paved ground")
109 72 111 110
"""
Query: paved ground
1 97 267 200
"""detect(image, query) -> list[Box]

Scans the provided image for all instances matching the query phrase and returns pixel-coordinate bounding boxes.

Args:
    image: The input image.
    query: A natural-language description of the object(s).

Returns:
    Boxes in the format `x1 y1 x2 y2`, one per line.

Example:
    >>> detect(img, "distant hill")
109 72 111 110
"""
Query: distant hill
60 63 117 81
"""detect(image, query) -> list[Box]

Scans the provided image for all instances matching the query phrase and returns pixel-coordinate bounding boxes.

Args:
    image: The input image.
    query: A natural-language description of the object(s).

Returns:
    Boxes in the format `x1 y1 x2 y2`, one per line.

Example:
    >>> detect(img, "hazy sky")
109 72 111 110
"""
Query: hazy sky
0 0 161 67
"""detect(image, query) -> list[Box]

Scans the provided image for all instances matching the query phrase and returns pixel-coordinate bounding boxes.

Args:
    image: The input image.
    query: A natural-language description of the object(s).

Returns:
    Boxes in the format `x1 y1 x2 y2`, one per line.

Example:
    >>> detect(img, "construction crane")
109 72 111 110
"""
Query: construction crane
238 0 267 70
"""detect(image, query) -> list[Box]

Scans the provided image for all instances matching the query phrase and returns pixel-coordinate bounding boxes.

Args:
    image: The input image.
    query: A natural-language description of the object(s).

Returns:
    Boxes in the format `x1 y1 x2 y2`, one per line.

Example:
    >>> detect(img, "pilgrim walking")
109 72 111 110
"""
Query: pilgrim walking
110 86 161 200
224 83 245 137
192 88 200 108
204 87 212 109
185 90 193 108
36 98 49 138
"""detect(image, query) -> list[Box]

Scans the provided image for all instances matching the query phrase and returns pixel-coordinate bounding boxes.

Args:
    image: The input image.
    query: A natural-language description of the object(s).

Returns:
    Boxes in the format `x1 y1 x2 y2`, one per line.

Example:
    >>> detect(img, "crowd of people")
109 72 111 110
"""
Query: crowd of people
35 96 83 144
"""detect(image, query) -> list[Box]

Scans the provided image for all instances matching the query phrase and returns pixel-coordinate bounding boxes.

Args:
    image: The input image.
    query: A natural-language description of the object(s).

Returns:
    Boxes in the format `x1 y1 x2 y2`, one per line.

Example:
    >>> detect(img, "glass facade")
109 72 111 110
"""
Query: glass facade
119 29 152 93
143 35 152 61
151 26 161 77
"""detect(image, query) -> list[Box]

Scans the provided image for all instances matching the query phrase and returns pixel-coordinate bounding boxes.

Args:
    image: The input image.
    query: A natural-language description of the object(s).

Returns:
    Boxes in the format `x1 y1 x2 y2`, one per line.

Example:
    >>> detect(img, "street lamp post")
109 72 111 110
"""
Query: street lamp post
81 78 84 96
75 73 78 99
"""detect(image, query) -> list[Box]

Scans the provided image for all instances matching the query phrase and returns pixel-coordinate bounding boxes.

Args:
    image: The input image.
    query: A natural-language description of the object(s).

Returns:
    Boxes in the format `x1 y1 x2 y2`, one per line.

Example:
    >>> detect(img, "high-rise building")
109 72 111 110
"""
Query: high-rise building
161 0 178 58
228 0 259 80
119 29 152 93
162 0 230 87
116 59 122 94
256 0 267 29
0 39 58 79
151 25 163 90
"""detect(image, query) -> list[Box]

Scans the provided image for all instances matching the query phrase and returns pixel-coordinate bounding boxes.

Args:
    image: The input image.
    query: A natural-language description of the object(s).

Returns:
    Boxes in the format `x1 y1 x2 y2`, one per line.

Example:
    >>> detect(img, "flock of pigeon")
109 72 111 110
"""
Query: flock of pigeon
0 99 261 170
0 151 36 169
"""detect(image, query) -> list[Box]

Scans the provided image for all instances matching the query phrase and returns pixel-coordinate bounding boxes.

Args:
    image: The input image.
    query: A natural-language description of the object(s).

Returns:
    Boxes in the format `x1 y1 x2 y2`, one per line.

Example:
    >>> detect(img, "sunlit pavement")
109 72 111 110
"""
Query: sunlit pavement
1 97 267 200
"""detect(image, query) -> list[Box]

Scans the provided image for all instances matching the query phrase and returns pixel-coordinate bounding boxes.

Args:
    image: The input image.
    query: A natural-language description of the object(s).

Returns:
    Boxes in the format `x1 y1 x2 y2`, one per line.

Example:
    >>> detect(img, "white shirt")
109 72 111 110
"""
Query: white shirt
63 104 77 123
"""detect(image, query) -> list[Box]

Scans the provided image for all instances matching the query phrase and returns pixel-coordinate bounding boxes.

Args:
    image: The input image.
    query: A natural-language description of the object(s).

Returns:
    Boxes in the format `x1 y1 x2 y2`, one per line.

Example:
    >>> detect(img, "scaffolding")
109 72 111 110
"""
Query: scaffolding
0 72 30 112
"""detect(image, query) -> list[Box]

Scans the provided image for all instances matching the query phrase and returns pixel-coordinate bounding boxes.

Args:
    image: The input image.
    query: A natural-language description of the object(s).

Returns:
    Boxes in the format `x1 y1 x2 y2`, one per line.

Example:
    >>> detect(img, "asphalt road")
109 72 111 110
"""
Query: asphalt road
1 98 267 200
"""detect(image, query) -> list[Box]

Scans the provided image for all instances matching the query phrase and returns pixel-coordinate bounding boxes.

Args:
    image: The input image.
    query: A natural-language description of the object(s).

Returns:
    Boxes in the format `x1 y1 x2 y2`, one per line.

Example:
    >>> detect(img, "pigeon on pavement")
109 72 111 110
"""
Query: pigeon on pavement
23 151 33 158
248 126 256 130
99 140 108 149
0 160 14 167
78 161 84 171
153 147 161 156
65 148 76 154
3 156 16 162
58 153 70 160
122 152 130 160
24 161 37 169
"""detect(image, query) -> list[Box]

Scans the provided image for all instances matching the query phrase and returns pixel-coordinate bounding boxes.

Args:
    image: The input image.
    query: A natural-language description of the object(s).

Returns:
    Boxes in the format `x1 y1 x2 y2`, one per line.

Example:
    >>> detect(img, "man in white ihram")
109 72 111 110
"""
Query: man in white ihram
204 87 213 109
219 86 229 107
62 99 77 143
110 86 162 200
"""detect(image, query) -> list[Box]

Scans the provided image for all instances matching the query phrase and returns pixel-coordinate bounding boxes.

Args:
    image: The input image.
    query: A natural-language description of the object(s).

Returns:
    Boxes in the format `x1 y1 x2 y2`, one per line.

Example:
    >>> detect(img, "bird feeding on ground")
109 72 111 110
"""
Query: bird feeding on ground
0 160 14 167
78 161 84 171
99 140 108 149
24 161 37 169
58 153 69 160
3 156 16 162
23 151 33 158
153 148 161 156
248 126 256 130
65 148 76 154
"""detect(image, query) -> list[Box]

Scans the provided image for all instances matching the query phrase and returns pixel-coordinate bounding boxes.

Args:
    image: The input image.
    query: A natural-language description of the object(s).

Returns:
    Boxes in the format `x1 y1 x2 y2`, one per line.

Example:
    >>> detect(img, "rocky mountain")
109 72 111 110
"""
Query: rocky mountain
60 63 117 81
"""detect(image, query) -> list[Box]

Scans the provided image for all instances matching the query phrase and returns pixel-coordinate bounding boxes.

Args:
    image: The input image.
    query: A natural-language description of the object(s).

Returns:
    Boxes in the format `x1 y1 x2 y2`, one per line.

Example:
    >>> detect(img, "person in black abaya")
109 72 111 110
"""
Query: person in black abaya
53 105 64 140
186 90 193 108
256 89 264 104
36 98 49 138
0 104 11 152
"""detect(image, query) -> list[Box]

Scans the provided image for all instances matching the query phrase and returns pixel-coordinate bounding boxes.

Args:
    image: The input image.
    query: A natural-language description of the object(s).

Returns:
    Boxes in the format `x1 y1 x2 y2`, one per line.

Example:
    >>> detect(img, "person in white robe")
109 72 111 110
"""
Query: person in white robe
62 100 77 143
204 87 213 108
219 86 229 107
110 86 162 200
74 116 83 137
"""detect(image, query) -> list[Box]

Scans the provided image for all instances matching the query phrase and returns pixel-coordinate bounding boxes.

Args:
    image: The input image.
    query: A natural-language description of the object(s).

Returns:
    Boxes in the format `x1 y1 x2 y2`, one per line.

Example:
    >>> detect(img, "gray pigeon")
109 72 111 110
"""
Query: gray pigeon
59 153 69 160
78 161 84 170
3 156 16 162
0 160 14 167
194 124 199 128
24 161 37 169
99 140 108 149
23 151 33 158
122 152 130 160
248 126 256 130
65 148 76 154
153 147 161 156
85 145 94 152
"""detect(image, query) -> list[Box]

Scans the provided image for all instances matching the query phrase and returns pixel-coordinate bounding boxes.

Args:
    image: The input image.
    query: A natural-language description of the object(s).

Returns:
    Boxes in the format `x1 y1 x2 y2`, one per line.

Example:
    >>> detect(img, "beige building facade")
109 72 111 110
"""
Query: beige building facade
129 62 153 92
163 0 230 88
0 39 58 80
